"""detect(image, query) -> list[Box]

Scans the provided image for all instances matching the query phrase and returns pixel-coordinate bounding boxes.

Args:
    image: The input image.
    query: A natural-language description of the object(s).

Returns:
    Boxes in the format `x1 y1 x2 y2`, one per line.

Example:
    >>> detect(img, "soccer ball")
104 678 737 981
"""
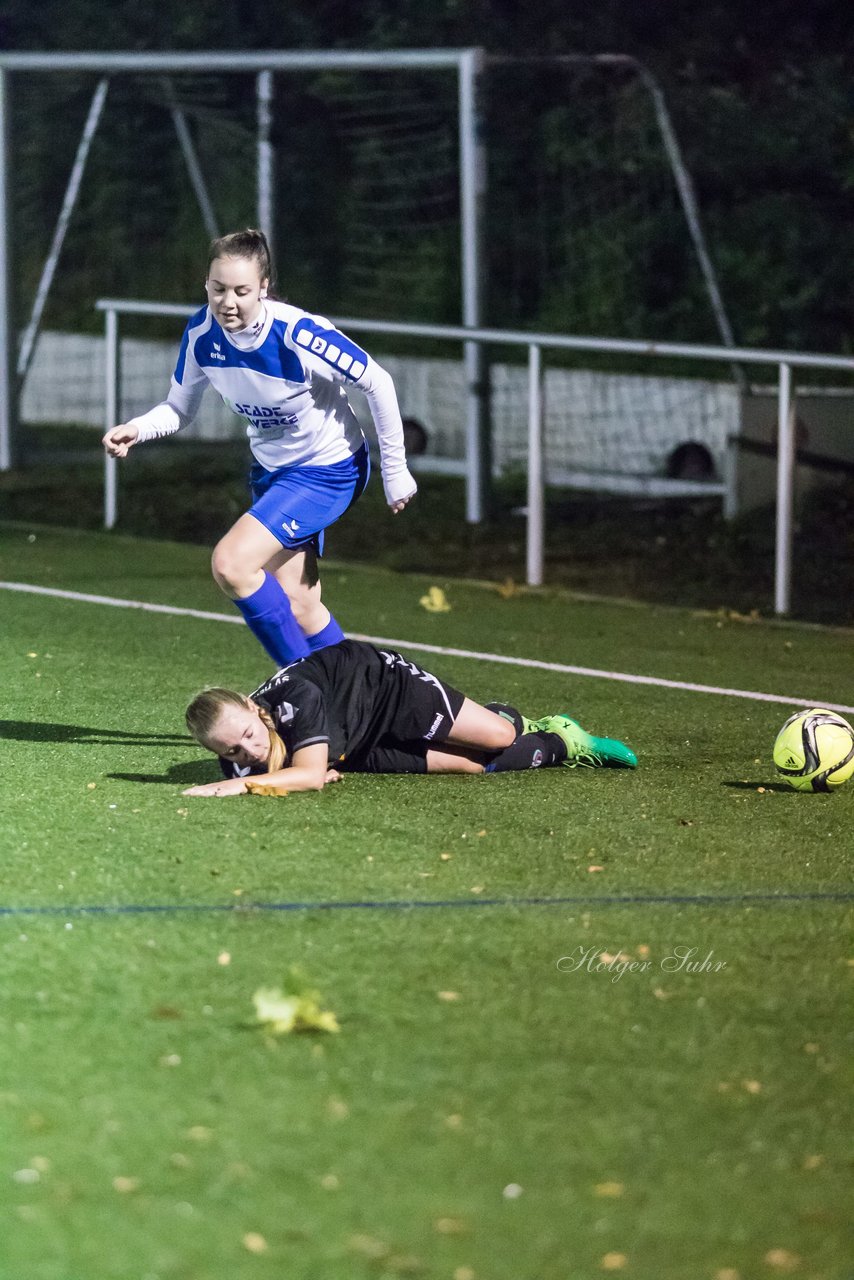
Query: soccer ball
773 708 854 792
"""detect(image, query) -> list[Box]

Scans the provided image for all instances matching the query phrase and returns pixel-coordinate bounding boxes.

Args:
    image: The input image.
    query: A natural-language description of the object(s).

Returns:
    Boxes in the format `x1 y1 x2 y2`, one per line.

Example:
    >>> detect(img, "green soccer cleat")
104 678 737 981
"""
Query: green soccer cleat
536 713 638 769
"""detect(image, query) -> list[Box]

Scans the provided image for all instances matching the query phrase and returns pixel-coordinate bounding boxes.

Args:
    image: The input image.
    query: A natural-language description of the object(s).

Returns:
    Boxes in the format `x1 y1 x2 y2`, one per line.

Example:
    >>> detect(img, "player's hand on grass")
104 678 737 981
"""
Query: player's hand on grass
182 778 248 798
102 424 140 458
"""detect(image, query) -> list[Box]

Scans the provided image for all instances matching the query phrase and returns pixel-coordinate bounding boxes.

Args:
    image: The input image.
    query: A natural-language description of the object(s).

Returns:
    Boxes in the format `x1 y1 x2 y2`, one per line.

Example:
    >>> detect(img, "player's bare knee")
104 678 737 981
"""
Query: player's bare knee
211 542 252 595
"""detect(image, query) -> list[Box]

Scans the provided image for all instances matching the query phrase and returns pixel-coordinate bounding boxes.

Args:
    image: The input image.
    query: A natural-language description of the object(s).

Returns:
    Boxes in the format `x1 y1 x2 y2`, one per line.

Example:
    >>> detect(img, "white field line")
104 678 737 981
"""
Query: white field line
3 579 854 715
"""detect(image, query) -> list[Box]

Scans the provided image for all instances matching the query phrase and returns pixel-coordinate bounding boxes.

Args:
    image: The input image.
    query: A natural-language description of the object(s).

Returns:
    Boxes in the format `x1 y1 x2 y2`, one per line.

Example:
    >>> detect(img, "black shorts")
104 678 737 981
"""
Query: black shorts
340 740 430 774
340 648 466 773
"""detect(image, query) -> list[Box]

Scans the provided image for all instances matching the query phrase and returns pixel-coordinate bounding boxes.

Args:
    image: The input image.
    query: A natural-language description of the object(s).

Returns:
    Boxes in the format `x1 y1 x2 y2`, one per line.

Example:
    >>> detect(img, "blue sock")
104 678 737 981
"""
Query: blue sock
305 615 345 652
232 572 310 666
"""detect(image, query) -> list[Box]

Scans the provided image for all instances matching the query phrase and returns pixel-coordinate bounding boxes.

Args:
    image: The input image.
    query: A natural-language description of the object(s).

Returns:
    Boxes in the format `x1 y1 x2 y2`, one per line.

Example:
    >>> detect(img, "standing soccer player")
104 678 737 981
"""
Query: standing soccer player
102 228 416 665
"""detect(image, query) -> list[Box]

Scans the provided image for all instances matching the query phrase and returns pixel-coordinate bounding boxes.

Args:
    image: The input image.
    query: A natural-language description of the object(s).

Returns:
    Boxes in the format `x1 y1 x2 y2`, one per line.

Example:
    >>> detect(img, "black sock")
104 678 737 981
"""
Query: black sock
484 731 566 773
485 702 525 735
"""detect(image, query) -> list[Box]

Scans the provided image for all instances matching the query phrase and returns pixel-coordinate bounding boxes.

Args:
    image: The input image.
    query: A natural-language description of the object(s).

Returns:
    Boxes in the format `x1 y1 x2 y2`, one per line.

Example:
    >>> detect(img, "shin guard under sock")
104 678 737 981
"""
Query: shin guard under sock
305 615 345 652
232 571 310 666
484 731 566 773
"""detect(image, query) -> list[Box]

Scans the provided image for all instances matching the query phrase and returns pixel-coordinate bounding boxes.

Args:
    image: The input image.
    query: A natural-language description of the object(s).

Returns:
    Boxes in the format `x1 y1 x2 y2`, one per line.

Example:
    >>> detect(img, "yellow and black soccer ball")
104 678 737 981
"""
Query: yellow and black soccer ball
773 708 854 792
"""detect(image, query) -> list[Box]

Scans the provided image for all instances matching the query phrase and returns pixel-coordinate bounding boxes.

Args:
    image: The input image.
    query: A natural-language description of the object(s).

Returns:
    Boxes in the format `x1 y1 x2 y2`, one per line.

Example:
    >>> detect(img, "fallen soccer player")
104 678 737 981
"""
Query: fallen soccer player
182 639 637 797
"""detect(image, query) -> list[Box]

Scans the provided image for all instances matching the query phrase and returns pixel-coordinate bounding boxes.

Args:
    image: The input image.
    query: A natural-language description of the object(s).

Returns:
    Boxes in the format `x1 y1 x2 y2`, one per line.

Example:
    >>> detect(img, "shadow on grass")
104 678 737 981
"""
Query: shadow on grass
722 780 794 793
0 719 191 746
109 762 216 785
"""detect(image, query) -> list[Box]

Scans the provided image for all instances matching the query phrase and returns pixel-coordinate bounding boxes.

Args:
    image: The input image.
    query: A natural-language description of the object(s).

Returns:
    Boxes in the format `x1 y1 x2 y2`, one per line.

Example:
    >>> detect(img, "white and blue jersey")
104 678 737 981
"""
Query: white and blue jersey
128 300 415 505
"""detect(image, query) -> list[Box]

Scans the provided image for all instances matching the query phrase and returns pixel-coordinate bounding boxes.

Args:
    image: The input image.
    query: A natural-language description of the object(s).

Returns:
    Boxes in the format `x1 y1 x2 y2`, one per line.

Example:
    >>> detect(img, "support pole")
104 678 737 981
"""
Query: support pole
526 343 544 586
459 47 486 523
256 70 274 257
163 78 219 241
17 77 109 384
774 362 795 616
0 68 13 470
104 307 120 530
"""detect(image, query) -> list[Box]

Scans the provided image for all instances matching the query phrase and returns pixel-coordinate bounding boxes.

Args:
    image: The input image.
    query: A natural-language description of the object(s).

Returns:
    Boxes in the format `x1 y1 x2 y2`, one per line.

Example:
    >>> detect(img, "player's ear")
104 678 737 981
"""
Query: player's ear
260 278 269 298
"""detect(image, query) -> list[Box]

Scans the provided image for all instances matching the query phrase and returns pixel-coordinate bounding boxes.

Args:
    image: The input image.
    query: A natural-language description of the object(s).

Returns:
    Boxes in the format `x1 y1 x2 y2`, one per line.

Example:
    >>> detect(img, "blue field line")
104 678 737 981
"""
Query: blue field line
0 889 852 920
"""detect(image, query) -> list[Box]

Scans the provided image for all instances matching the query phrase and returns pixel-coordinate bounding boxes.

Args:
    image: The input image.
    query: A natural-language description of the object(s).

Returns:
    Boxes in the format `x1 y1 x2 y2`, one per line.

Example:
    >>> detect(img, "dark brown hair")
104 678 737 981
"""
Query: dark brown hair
206 228 272 287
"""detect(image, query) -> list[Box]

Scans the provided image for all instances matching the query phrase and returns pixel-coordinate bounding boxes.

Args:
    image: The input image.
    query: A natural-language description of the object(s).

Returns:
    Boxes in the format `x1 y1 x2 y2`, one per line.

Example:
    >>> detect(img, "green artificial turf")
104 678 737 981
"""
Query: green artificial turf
1 522 852 1279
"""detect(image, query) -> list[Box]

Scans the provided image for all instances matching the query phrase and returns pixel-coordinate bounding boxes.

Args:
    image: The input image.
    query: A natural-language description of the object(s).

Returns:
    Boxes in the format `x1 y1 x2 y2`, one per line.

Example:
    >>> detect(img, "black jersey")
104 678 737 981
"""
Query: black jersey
219 639 465 779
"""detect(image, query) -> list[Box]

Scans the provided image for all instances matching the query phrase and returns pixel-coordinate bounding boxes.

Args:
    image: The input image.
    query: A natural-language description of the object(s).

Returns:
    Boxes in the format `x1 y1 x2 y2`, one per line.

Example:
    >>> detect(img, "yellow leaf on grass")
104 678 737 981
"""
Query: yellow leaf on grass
419 586 451 613
763 1249 801 1271
252 987 339 1035
594 1181 624 1198
242 1232 268 1254
252 966 339 1035
601 1254 628 1271
112 1176 139 1193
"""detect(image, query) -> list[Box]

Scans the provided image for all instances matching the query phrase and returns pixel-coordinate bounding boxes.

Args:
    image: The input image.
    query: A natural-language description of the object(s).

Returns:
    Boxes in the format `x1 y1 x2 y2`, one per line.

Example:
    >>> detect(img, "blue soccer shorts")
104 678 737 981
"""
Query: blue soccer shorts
247 443 370 556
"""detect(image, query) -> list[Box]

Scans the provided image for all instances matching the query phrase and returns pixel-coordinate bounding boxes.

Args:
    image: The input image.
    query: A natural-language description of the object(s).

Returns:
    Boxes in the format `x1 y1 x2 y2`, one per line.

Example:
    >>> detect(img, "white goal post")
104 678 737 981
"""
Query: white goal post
0 47 487 513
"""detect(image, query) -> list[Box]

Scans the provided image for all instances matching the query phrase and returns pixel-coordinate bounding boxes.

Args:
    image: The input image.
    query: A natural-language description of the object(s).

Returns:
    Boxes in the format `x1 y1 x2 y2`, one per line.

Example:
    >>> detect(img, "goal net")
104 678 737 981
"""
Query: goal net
14 54 736 493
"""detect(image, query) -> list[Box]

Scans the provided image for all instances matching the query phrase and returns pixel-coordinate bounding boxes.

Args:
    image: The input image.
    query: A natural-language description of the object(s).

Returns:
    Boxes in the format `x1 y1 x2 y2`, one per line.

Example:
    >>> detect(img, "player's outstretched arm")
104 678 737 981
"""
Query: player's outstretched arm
183 744 338 798
102 424 140 458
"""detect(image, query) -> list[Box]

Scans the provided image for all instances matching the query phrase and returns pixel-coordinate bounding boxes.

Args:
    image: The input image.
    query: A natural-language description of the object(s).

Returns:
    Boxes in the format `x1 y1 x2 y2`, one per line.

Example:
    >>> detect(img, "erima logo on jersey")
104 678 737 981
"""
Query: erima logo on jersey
282 518 300 536
292 318 367 380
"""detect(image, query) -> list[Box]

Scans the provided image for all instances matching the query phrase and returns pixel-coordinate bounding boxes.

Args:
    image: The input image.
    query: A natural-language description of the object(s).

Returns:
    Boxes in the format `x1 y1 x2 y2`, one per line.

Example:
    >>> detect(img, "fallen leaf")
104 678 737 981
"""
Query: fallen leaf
763 1248 801 1271
320 1173 339 1189
601 1254 628 1271
112 1176 139 1193
419 586 451 613
469 886 484 894
434 1217 467 1234
186 1126 213 1142
502 1183 523 1199
802 1154 823 1170
252 968 340 1035
437 991 460 1002
217 951 231 966
714 1270 740 1280
170 1153 191 1168
150 1005 182 1020
242 1232 268 1254
594 1181 624 1198
803 1042 820 1053
443 1113 463 1129
636 945 650 958
86 782 96 791
439 853 452 861
741 1079 762 1094
159 1053 181 1067
348 1234 391 1260
245 779 289 796
326 1096 349 1120
454 1269 476 1280
588 865 604 873
653 987 670 1001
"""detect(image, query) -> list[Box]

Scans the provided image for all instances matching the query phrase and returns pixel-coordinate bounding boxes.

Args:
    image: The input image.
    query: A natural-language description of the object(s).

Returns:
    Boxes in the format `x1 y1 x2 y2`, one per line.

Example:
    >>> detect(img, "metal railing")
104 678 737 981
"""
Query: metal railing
97 298 854 615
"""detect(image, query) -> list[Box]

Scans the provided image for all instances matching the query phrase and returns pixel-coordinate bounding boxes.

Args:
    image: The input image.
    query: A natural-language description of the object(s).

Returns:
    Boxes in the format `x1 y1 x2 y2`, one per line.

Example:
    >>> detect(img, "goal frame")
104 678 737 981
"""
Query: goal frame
0 48 487 512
